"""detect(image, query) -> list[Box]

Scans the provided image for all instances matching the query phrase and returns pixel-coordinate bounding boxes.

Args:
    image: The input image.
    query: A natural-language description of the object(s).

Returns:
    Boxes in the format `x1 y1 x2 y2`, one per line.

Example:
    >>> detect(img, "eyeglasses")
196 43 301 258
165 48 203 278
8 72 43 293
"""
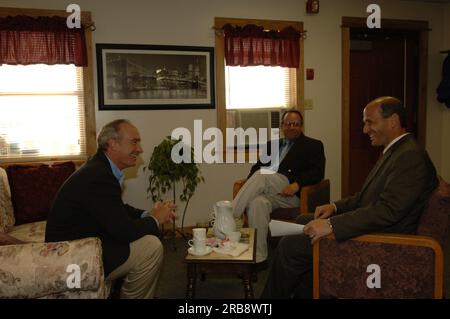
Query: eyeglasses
282 121 302 127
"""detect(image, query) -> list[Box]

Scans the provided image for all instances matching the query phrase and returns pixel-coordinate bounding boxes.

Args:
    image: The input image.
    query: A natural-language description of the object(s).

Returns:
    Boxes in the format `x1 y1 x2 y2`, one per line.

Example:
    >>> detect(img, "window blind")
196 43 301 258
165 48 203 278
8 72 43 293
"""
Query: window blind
225 65 296 109
0 64 86 162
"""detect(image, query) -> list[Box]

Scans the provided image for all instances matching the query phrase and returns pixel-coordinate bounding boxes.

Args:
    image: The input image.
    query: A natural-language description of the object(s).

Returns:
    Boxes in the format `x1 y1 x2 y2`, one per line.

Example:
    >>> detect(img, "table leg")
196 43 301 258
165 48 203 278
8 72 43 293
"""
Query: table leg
186 264 197 299
242 265 254 299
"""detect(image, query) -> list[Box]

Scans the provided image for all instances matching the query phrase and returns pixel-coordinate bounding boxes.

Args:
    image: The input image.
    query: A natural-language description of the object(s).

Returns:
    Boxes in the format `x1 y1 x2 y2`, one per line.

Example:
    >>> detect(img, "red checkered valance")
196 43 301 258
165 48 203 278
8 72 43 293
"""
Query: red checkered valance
223 23 300 68
0 15 87 66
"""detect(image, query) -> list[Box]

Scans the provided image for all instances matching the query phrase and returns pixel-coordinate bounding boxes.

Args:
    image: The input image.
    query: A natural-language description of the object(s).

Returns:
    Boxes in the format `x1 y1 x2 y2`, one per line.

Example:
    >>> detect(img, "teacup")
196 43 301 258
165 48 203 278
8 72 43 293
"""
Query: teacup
226 231 241 243
188 238 206 253
192 227 206 240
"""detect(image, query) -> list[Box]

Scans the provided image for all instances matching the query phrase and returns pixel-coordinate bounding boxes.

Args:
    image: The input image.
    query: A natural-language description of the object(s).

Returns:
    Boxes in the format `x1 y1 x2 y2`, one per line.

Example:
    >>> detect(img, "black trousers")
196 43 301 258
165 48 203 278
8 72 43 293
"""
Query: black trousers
261 213 315 299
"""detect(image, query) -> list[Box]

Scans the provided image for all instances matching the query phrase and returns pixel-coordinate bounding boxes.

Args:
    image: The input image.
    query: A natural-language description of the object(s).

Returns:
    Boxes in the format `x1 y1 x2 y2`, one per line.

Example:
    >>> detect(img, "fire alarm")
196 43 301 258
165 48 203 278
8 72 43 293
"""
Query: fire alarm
306 0 319 14
306 68 314 80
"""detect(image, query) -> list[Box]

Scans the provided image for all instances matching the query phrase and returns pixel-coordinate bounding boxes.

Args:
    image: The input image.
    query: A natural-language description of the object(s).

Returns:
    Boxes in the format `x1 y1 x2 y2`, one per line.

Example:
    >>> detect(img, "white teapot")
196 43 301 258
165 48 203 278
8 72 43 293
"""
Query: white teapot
211 200 236 239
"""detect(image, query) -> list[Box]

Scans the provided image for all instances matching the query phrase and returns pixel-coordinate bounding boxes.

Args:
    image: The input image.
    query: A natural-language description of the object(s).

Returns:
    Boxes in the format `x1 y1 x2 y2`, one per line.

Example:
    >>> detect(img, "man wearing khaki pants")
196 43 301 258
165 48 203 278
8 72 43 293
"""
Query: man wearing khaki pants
46 119 176 298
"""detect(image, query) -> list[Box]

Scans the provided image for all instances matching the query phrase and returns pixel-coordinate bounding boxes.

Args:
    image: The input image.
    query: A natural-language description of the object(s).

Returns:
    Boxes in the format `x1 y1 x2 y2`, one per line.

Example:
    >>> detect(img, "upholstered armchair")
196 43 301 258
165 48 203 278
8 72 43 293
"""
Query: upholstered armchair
233 178 330 222
313 177 450 299
0 164 108 299
0 237 107 298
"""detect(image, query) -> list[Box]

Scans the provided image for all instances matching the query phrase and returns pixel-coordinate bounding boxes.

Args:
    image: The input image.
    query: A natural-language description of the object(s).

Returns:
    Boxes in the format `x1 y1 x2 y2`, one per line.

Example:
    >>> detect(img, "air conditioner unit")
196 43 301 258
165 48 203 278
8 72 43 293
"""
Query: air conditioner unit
226 109 281 146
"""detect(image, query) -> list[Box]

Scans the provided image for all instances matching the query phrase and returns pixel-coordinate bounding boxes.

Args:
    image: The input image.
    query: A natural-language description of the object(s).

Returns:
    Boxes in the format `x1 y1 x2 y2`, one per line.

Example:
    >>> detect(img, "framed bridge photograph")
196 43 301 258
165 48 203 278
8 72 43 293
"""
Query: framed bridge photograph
96 44 215 110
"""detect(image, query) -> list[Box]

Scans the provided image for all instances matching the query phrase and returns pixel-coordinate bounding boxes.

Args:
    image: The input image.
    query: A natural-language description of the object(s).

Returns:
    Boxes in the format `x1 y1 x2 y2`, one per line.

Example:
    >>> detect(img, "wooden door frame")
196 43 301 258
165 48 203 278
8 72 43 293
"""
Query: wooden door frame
341 17 429 197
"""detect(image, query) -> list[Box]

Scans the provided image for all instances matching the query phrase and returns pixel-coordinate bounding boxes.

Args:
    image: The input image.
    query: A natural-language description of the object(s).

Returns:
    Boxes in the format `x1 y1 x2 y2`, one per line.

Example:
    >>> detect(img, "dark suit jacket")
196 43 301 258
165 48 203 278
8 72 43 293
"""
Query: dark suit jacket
332 134 438 241
248 133 325 195
45 151 160 275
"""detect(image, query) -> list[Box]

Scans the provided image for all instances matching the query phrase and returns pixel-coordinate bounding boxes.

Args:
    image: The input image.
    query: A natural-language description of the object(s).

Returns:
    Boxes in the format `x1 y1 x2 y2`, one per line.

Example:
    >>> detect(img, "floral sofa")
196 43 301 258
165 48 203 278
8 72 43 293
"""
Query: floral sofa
0 163 107 298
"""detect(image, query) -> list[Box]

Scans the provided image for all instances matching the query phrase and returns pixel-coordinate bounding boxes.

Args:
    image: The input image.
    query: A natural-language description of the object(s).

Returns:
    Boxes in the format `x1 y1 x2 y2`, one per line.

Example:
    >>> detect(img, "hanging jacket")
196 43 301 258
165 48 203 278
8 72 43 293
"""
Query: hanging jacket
437 53 450 108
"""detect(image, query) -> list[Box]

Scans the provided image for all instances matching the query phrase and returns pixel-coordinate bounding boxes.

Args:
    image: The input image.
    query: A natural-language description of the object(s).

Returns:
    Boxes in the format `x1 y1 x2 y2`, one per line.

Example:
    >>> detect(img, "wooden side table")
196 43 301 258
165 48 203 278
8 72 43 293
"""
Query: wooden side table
184 228 256 299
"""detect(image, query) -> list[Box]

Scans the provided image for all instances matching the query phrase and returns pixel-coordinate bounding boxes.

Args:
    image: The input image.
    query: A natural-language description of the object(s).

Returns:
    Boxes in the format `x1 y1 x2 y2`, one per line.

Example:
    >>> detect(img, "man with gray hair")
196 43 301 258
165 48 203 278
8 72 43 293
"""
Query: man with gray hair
46 119 175 299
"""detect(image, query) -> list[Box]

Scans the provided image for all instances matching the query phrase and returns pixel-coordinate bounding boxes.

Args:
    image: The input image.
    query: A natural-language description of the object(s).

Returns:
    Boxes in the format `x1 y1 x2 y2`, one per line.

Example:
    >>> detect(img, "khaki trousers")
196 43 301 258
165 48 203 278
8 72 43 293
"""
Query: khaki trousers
106 235 163 299
232 170 299 263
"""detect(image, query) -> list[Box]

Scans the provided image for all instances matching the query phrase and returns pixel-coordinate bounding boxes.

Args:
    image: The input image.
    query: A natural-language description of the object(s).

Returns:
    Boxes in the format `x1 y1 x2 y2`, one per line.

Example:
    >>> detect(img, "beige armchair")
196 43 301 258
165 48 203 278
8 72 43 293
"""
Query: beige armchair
0 165 108 299
0 237 107 298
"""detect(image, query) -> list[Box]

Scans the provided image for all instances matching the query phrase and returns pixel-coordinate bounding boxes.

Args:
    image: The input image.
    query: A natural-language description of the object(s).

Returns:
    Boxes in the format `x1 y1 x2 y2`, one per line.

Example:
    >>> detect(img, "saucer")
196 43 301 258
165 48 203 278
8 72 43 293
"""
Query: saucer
188 246 212 256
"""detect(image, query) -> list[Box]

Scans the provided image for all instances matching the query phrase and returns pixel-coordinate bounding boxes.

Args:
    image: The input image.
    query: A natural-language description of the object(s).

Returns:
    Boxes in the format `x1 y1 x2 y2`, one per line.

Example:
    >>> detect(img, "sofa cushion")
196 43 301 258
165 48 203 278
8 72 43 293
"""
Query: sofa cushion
0 231 24 246
7 220 46 243
6 162 75 225
0 167 15 232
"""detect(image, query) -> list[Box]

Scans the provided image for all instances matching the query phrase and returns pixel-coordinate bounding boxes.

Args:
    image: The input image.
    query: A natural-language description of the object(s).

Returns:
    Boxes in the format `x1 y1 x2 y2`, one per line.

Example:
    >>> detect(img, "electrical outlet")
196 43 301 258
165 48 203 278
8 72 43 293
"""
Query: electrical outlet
304 99 313 110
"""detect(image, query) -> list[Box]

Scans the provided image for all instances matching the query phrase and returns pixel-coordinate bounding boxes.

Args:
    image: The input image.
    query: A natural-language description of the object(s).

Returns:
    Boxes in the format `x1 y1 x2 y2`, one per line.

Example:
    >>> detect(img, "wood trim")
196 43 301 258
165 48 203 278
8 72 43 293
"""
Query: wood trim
214 17 302 31
297 24 305 116
0 7 97 162
342 17 429 31
214 19 226 148
214 17 305 155
312 238 320 299
0 159 85 169
313 233 444 299
82 23 97 156
340 17 429 197
417 30 428 147
0 6 92 24
341 26 350 197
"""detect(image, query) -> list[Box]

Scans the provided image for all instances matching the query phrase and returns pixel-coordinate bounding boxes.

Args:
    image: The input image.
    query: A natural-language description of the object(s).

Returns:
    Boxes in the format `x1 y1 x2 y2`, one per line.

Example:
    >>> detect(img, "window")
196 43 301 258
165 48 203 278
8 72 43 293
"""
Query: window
215 17 304 154
225 65 296 109
0 7 96 164
0 64 86 160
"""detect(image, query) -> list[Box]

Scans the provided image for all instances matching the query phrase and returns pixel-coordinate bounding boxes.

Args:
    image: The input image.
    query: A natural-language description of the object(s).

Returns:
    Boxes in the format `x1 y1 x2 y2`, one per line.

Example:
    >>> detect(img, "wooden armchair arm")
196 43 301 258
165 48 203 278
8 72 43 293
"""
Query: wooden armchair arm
233 178 247 198
313 233 443 299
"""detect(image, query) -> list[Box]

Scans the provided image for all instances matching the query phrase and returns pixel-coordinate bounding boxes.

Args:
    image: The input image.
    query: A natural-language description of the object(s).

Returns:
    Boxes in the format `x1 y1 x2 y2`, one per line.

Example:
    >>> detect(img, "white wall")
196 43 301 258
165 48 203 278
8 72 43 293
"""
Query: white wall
441 3 450 182
2 0 448 226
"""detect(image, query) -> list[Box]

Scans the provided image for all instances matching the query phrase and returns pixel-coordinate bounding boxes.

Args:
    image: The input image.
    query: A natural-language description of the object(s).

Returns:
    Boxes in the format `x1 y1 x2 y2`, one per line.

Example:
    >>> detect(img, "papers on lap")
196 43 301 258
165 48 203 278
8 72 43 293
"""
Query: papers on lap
269 219 304 237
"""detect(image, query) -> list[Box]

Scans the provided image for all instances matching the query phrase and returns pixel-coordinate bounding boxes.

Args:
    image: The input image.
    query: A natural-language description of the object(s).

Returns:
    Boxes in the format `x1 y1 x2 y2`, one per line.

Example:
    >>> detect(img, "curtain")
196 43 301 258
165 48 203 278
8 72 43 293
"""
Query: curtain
0 15 87 66
223 24 300 68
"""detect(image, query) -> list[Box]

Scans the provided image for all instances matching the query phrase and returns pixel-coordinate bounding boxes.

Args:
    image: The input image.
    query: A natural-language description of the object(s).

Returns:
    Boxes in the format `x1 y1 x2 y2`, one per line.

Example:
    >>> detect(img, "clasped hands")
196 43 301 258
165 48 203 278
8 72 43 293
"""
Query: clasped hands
150 201 177 225
303 204 335 244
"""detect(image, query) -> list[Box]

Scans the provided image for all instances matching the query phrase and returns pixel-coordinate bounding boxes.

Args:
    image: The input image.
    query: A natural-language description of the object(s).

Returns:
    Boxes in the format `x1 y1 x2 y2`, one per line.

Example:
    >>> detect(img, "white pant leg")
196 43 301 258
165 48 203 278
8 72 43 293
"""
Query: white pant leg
232 170 290 218
247 195 272 263
247 193 300 263
265 192 300 211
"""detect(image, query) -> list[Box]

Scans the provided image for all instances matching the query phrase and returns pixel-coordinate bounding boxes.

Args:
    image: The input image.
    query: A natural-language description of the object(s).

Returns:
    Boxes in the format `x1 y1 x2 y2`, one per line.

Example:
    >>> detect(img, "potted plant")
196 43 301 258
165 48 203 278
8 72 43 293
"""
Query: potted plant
144 136 204 245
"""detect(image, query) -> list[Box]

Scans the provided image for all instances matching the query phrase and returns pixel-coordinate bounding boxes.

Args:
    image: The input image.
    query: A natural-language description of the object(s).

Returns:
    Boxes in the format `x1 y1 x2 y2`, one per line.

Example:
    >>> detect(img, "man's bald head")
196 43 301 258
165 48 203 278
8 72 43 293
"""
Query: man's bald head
363 96 407 147
365 96 406 128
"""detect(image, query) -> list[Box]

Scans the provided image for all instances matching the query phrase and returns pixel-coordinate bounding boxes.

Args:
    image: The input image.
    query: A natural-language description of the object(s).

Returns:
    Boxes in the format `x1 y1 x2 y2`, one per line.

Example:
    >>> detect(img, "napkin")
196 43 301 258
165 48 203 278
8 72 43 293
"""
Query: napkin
213 243 249 257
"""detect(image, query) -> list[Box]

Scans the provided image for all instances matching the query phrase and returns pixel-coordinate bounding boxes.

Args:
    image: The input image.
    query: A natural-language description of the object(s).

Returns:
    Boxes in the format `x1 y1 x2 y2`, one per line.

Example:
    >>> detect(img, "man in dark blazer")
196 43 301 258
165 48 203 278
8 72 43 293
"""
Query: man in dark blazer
233 109 325 265
262 96 438 298
46 119 176 299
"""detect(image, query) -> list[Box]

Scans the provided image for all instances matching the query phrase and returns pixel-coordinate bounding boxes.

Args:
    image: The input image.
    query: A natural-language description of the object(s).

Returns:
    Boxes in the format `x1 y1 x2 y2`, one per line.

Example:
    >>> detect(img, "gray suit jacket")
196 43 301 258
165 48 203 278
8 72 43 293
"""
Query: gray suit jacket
331 134 437 241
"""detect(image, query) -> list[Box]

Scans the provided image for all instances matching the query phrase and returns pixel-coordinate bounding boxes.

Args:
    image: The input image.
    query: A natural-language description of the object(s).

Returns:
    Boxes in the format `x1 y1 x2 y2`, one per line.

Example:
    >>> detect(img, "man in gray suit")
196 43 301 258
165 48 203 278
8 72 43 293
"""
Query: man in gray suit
261 96 438 298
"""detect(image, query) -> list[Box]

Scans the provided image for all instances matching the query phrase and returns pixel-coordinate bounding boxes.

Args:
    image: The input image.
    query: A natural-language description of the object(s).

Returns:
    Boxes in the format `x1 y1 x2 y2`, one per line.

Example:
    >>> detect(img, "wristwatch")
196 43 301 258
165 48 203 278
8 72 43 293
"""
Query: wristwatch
326 218 333 231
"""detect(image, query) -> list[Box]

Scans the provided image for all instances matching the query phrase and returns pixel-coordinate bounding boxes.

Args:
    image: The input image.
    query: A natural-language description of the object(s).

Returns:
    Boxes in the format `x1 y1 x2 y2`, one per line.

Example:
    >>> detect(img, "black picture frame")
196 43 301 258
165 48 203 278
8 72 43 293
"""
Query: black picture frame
96 43 215 110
